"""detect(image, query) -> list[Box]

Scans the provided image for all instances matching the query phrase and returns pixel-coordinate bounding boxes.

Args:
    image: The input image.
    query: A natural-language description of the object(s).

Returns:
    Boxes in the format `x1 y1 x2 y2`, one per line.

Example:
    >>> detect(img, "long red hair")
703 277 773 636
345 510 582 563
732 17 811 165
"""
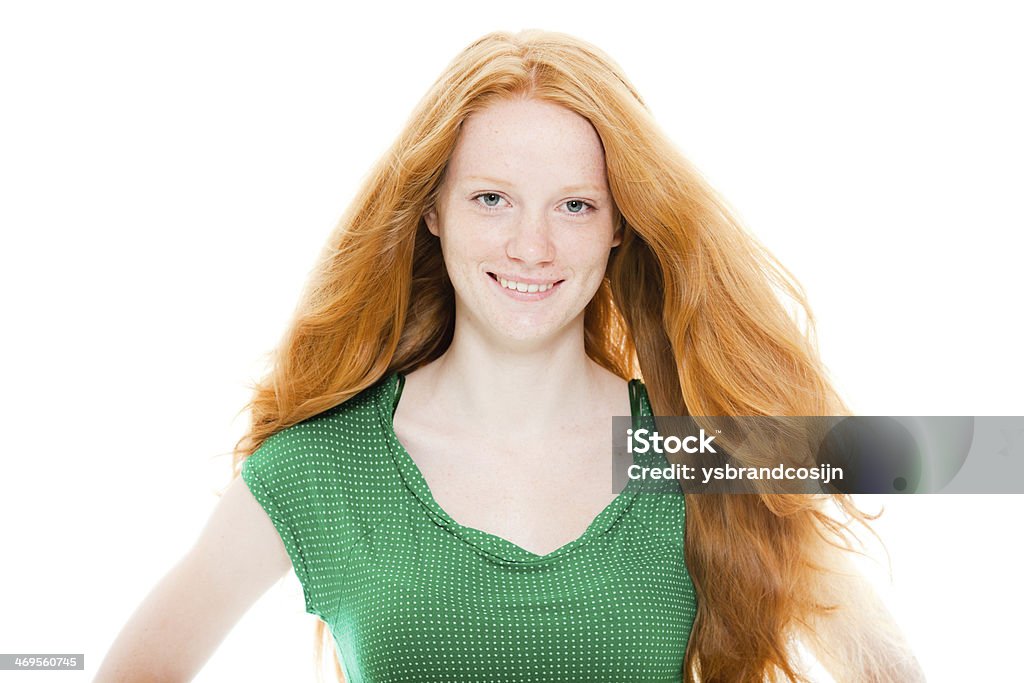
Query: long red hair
231 29 919 682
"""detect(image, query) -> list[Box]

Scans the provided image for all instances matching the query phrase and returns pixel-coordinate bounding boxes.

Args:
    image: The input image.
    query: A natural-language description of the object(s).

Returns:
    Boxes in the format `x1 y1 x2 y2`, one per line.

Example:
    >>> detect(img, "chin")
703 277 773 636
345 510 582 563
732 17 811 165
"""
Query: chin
488 314 579 345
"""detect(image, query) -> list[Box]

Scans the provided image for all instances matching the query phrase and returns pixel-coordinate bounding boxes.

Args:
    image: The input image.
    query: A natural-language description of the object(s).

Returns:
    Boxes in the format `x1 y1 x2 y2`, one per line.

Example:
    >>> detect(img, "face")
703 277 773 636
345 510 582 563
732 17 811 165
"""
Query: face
423 97 621 348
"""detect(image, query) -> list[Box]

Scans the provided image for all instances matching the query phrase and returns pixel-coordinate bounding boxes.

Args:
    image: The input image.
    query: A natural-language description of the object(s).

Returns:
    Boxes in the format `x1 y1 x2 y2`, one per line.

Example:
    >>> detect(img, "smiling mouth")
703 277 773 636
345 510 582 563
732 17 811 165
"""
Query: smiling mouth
487 272 564 294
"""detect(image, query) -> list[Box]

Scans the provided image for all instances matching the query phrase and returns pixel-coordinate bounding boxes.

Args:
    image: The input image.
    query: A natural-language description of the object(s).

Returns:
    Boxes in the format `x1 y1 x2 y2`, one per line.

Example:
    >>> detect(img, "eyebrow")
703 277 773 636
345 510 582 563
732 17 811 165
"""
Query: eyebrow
462 176 607 196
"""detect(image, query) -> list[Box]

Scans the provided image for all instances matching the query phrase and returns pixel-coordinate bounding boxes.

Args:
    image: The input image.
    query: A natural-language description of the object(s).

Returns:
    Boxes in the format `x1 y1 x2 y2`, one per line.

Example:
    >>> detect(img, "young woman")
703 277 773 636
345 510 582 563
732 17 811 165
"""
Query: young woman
96 30 925 682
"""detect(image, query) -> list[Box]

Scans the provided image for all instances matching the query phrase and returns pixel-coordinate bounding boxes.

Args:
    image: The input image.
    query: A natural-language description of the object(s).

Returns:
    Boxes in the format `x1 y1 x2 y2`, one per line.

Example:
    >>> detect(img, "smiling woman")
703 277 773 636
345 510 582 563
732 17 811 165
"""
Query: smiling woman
95 29 925 683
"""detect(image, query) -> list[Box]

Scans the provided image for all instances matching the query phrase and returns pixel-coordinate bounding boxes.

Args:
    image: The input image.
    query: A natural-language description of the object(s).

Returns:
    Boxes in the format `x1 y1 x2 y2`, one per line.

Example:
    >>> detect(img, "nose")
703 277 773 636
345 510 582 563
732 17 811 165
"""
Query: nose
505 210 555 265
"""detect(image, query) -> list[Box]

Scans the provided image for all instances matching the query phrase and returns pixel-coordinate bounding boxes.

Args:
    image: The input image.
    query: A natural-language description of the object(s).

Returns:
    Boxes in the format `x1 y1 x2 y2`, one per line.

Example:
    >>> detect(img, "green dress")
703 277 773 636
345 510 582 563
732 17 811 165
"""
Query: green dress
241 371 697 682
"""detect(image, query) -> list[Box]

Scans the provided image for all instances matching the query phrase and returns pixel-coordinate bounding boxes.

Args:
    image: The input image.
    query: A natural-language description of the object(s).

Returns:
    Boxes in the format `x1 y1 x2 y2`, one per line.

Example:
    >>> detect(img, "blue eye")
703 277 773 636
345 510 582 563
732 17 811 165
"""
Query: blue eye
474 193 505 209
564 199 596 216
472 193 596 216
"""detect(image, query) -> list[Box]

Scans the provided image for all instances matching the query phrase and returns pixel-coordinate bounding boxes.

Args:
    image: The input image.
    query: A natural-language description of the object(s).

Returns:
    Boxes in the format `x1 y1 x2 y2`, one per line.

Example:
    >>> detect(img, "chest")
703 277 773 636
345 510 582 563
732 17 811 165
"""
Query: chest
392 418 619 557
333 548 695 682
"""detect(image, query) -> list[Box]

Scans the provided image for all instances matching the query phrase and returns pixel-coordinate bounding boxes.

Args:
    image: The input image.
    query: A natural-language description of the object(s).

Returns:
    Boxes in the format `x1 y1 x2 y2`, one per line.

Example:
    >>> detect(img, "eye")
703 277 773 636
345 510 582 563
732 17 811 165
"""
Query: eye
471 193 596 216
563 199 596 216
473 193 507 210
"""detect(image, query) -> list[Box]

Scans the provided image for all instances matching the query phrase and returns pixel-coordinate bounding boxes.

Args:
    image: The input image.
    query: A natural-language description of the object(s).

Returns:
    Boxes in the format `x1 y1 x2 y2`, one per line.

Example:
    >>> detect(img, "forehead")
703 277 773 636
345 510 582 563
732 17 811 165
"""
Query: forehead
445 98 608 190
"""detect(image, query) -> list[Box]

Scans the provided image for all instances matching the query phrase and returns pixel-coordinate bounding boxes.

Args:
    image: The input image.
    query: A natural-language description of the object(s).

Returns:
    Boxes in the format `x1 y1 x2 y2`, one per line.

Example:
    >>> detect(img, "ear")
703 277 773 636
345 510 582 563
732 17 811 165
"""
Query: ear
424 206 439 237
611 217 624 248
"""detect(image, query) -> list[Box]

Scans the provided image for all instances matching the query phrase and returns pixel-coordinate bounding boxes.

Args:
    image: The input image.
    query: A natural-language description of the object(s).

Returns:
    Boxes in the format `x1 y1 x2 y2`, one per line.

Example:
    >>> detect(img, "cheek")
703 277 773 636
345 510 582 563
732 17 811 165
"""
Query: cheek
439 230 492 278
569 233 616 268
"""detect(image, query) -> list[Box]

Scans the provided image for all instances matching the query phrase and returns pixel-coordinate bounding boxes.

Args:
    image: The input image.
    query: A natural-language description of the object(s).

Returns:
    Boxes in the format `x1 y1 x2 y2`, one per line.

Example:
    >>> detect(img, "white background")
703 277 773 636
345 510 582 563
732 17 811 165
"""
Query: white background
1 1 1021 681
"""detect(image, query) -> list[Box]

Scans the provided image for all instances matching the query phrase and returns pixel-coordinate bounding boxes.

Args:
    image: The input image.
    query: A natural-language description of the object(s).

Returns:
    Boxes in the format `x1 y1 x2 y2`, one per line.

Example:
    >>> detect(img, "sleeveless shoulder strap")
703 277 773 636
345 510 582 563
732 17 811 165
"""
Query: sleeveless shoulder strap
392 371 406 417
629 378 656 433
629 379 642 422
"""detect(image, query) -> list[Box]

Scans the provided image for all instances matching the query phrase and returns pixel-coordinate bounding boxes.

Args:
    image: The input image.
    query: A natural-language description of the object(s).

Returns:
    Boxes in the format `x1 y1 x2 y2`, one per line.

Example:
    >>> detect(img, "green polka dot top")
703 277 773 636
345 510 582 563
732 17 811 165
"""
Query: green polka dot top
241 371 698 682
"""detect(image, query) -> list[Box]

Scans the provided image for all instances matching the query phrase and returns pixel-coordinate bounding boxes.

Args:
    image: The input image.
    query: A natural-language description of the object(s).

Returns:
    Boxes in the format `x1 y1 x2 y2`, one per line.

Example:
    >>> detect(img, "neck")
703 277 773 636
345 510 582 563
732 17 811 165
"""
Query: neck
412 319 610 437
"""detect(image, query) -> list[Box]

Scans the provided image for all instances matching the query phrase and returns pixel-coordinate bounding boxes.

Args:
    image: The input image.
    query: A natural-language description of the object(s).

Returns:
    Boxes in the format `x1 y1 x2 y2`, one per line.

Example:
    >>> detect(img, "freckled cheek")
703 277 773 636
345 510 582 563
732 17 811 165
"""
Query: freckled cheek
446 244 493 270
443 233 506 266
560 236 615 267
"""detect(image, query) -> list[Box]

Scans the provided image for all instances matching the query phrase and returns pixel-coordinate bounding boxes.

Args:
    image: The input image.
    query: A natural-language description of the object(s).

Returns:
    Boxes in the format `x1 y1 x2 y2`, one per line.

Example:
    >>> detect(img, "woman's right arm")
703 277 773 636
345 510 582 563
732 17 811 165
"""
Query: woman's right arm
93 474 292 682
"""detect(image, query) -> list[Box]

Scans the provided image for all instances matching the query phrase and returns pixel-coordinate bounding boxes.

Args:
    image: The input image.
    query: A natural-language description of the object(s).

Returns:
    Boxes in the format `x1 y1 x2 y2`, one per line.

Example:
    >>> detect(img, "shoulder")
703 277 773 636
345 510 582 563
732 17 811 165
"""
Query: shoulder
241 373 398 483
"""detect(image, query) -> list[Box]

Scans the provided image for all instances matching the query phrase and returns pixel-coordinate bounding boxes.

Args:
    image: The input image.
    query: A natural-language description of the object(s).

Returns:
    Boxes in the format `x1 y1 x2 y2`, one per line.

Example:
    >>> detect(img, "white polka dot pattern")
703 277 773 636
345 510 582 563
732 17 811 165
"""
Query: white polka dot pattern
241 372 697 681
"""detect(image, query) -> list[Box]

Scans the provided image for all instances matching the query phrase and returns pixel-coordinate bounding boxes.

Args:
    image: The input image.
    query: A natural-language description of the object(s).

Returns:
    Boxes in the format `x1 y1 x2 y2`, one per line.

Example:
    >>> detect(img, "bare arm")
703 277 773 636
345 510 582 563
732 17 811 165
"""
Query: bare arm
93 475 291 682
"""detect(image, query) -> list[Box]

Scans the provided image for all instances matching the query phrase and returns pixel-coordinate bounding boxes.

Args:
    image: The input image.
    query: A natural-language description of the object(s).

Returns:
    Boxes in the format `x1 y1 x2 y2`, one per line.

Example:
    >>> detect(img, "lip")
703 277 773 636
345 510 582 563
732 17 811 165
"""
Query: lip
486 271 564 300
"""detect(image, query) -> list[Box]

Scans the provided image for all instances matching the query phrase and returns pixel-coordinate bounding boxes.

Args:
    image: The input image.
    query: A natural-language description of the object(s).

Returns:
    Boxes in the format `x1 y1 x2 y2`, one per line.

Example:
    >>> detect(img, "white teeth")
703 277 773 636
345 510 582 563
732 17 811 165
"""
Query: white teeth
495 277 555 293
